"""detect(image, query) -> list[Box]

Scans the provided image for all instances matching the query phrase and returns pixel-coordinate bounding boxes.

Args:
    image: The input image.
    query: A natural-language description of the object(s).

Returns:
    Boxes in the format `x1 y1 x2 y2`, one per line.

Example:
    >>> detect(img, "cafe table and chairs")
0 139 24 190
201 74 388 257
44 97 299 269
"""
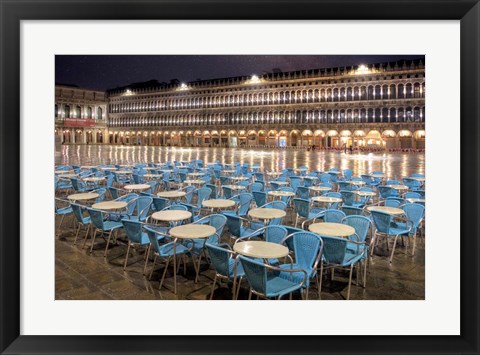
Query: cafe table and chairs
183 179 206 188
67 191 100 204
202 198 236 213
162 224 217 294
84 207 124 256
311 195 342 210
267 190 295 201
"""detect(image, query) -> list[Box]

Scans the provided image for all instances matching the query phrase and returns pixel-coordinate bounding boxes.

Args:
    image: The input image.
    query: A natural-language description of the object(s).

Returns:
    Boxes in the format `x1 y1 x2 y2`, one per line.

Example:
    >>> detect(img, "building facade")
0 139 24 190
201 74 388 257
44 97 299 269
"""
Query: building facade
55 85 108 144
56 59 426 149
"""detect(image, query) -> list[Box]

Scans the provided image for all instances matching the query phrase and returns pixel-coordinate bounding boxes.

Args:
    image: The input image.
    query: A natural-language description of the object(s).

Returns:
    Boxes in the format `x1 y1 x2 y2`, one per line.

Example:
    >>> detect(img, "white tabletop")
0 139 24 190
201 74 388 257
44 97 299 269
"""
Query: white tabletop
367 206 404 215
312 196 342 203
157 190 186 199
58 173 78 178
160 169 174 173
268 190 295 197
184 179 205 185
309 186 331 192
230 176 248 181
203 199 236 209
169 224 216 239
222 170 236 174
248 208 286 220
410 177 425 182
188 172 205 177
144 174 163 178
92 201 128 210
266 172 282 176
234 241 289 259
309 222 355 237
55 170 72 174
351 181 366 185
83 177 105 182
222 185 246 190
370 173 385 178
101 167 117 170
327 171 341 174
355 191 376 197
68 192 99 201
124 184 150 191
151 210 192 222
115 170 132 174
80 165 97 169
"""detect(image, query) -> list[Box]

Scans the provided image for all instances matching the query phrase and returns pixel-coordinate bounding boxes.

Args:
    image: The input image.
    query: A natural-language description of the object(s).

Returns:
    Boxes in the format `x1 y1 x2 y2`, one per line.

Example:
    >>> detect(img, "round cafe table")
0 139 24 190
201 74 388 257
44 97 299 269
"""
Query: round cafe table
187 172 205 177
115 170 132 175
92 201 127 210
80 165 97 170
230 176 248 182
351 181 366 186
248 208 286 226
143 173 163 179
222 185 246 191
57 173 78 178
101 167 117 171
312 196 342 204
184 179 205 187
169 224 217 290
203 199 236 211
67 192 99 202
406 198 425 204
309 222 355 237
270 180 289 186
234 240 289 260
124 184 151 192
83 177 105 183
157 190 186 199
151 210 192 224
55 170 73 174
222 170 236 175
367 206 404 215
355 191 376 197
266 171 282 177
370 173 385 178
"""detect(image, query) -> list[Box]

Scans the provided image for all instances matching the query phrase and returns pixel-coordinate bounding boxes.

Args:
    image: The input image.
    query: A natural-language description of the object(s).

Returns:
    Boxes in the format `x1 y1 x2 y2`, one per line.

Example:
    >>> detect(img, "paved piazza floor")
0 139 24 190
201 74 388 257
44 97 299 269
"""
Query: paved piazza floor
55 144 425 301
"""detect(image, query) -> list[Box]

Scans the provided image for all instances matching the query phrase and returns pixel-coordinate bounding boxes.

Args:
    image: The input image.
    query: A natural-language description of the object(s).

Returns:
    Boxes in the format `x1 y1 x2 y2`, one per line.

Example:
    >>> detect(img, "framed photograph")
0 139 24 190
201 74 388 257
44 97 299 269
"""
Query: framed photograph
1 0 478 354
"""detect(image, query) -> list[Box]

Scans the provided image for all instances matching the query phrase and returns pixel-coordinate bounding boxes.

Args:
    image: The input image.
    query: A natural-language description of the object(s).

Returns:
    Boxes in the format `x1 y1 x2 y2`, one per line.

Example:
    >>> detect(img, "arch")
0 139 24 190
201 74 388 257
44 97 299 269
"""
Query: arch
290 130 300 147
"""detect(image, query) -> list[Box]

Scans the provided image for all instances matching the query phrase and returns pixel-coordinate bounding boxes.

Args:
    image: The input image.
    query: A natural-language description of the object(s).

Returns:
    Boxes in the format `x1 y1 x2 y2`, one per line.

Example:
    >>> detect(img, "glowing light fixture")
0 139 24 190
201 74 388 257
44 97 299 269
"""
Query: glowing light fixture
356 64 369 75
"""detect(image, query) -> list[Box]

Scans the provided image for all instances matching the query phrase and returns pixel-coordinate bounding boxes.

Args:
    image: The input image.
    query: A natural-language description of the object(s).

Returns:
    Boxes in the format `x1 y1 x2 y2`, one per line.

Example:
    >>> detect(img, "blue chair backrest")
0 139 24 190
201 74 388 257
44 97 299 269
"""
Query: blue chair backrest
70 178 84 192
324 209 346 223
121 219 144 244
232 193 253 216
402 178 421 190
293 198 310 218
206 184 218 199
152 197 169 211
117 193 138 215
71 203 87 223
342 215 371 242
342 206 364 216
290 176 303 192
320 173 331 184
320 235 349 265
136 196 153 221
411 173 425 178
94 188 107 203
402 203 425 230
223 214 242 238
162 204 188 211
239 256 267 294
206 214 228 244
387 180 401 185
197 187 212 207
296 186 310 200
252 191 267 208
405 191 421 199
370 210 395 234
264 225 288 244
106 174 114 188
384 198 403 208
251 182 263 192
338 181 353 191
206 244 234 277
340 190 356 206
343 169 353 181
184 185 195 204
223 186 234 199
325 192 342 209
289 232 323 270
109 187 121 199
378 186 397 199
87 208 105 230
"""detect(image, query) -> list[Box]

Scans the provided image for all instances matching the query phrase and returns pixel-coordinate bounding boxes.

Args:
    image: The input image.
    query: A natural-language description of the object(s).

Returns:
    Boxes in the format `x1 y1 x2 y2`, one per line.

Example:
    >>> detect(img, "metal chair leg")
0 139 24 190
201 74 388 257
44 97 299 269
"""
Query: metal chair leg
123 241 131 270
389 235 399 263
210 274 217 300
104 230 113 257
347 264 354 300
89 229 98 253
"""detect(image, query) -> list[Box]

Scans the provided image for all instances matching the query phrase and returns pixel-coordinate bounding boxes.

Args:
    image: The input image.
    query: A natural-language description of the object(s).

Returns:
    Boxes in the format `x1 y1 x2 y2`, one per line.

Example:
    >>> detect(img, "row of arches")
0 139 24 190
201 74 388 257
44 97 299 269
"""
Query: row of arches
55 104 104 120
108 106 425 128
109 82 425 113
104 128 425 149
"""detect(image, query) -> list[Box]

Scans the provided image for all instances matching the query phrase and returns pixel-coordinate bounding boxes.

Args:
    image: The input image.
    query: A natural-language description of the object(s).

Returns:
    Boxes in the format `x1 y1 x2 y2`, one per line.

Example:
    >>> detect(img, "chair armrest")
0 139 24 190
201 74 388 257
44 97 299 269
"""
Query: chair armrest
265 264 308 288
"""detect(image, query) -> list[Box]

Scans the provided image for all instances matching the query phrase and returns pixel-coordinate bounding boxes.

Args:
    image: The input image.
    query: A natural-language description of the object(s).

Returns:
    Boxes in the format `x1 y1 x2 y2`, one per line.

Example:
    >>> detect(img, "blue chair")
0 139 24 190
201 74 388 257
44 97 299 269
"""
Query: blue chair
93 188 107 203
196 187 212 208
121 219 151 272
252 191 267 208
405 191 421 199
340 190 364 208
289 176 303 192
323 192 342 209
145 225 193 295
402 178 422 190
411 173 425 178
323 209 346 223
109 193 138 221
370 210 412 263
318 235 368 300
205 184 219 199
342 215 372 266
224 193 252 217
343 169 353 181
206 243 245 299
70 177 95 192
183 185 196 204
293 198 325 229
251 182 264 192
338 181 353 191
55 176 73 193
251 201 287 228
278 231 323 299
239 256 307 300
361 174 381 188
296 186 311 200
152 196 170 211
278 187 295 205
386 180 401 185
188 214 227 282
384 197 404 208
396 203 425 255
129 196 153 222
85 208 123 257
222 186 234 199
223 214 263 243
70 202 91 245
55 198 73 237
377 186 398 199
145 181 158 194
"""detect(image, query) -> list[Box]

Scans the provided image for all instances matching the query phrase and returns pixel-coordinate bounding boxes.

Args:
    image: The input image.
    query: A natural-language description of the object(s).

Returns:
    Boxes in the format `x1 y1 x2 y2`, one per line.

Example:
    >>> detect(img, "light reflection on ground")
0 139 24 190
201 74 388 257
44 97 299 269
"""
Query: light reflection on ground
56 145 425 179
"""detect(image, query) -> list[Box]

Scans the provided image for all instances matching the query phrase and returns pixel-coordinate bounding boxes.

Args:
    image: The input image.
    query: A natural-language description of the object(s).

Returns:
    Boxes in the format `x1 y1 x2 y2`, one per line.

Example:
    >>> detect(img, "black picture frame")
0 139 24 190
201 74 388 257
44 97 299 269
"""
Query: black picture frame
1 0 479 354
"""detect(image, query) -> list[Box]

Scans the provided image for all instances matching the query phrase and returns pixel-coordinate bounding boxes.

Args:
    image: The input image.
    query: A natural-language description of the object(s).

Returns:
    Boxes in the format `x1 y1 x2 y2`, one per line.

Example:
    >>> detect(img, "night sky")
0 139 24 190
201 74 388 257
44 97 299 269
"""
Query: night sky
55 55 424 91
